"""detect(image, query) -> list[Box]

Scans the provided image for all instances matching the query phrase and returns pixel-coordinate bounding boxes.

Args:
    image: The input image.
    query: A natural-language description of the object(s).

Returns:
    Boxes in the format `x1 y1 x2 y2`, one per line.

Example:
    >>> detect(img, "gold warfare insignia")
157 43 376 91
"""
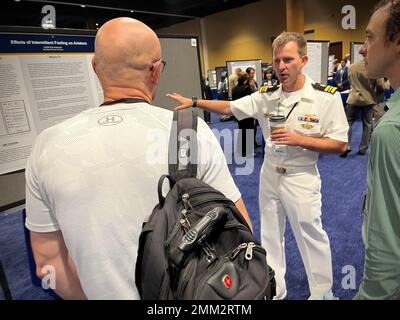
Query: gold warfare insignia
312 83 337 94
263 112 275 118
301 123 314 129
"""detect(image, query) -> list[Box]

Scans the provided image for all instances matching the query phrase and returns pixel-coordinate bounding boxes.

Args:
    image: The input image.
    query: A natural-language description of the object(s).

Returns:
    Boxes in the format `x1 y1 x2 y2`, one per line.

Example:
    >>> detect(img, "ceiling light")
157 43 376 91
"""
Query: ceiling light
80 4 85 8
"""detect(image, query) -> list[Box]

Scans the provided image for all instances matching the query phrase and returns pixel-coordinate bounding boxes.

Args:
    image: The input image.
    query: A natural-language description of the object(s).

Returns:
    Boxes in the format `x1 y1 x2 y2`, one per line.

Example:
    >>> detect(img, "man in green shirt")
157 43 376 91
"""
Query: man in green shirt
354 0 400 299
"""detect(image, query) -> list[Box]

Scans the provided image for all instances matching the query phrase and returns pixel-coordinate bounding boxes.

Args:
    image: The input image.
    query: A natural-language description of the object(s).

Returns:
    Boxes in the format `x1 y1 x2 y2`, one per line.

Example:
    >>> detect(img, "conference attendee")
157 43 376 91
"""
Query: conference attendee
333 59 350 92
373 78 391 123
201 75 212 123
246 67 258 93
228 67 242 99
340 60 386 157
232 72 255 157
217 73 228 100
337 53 351 71
262 70 279 86
168 31 348 300
354 0 400 300
246 67 261 148
25 17 251 300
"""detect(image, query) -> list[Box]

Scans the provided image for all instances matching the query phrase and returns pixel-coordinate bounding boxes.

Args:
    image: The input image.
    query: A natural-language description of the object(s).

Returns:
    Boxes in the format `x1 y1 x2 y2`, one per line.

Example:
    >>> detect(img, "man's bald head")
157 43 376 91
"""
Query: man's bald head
94 18 161 87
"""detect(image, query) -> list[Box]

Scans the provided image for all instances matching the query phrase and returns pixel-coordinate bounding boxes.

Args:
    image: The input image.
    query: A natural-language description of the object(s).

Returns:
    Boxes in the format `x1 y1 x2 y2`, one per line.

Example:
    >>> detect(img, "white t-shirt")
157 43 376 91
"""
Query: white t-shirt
25 102 240 299
230 75 349 167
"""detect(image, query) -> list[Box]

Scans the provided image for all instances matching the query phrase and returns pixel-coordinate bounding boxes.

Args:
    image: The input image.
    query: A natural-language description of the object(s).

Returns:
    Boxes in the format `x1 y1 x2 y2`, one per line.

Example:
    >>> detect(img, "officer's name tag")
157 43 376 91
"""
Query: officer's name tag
272 144 287 157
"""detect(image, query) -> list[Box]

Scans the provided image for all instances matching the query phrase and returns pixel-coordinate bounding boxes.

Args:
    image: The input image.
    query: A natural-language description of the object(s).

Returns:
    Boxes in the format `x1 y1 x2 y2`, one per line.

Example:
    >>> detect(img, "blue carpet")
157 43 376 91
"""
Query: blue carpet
0 211 58 300
0 115 367 300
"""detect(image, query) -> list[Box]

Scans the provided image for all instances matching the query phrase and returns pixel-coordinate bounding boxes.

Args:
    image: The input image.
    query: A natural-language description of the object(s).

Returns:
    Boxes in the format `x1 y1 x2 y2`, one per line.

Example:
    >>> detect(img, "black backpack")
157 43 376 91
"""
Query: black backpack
135 110 275 300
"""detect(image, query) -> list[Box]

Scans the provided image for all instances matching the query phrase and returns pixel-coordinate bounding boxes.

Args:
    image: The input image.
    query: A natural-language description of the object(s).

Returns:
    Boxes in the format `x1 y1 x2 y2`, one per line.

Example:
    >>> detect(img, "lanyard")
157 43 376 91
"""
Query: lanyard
285 101 299 120
100 98 149 107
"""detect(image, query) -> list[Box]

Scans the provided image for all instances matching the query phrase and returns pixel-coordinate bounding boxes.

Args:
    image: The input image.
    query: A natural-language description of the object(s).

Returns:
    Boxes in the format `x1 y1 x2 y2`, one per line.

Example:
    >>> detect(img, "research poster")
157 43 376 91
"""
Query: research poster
0 32 101 174
328 54 335 77
303 42 322 83
351 42 364 63
227 60 261 84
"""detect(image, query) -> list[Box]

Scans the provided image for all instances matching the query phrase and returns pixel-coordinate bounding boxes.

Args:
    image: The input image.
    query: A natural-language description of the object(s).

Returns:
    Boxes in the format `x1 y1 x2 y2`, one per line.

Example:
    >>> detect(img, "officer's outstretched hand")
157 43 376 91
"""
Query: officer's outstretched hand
271 129 303 146
166 93 193 110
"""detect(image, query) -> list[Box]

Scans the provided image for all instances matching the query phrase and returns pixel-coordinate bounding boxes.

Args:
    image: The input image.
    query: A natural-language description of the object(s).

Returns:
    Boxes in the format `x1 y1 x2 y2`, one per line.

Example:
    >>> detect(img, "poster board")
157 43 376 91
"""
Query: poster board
0 27 203 210
351 42 364 64
226 59 262 90
328 54 335 77
215 66 227 89
207 69 217 89
302 41 329 84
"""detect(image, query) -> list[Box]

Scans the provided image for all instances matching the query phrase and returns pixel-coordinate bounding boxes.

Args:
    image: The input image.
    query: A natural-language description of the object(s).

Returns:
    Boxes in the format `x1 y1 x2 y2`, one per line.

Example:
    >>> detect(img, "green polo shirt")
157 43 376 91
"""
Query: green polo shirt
354 87 400 300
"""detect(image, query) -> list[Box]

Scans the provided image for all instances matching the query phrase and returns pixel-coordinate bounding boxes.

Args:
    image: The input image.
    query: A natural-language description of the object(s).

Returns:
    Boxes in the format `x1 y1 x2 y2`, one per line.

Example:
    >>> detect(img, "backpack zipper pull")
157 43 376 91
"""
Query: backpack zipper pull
180 209 191 232
202 243 216 263
229 243 248 259
182 193 192 211
245 242 255 260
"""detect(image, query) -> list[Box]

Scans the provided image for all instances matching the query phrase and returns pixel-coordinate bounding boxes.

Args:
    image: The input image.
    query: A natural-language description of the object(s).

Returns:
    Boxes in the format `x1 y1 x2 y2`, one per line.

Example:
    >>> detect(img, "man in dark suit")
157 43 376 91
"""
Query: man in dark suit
333 59 350 91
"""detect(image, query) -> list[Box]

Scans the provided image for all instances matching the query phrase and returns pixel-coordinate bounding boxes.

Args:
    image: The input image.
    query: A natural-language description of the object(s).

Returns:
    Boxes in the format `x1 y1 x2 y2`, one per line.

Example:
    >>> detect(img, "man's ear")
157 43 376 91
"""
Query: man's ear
394 34 400 55
92 56 97 74
301 55 309 68
151 63 160 84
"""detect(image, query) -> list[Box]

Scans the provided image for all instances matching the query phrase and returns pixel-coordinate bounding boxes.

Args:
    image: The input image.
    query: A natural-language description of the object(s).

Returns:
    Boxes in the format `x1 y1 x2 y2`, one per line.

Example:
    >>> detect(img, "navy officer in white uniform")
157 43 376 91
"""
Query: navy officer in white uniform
167 31 349 300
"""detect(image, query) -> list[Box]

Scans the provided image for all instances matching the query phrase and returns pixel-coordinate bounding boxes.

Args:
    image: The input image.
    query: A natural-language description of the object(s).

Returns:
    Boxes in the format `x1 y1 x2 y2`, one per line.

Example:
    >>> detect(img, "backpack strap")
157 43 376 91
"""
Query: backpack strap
168 110 198 181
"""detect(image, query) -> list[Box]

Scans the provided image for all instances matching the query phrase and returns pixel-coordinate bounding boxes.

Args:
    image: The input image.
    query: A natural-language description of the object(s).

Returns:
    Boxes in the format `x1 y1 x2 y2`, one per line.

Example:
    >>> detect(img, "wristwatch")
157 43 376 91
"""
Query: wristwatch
191 97 198 108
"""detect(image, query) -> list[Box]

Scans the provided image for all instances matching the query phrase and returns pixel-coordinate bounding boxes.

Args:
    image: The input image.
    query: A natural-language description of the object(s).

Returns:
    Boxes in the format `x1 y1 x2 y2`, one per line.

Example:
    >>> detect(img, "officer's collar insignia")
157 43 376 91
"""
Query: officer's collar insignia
259 84 280 93
312 83 337 94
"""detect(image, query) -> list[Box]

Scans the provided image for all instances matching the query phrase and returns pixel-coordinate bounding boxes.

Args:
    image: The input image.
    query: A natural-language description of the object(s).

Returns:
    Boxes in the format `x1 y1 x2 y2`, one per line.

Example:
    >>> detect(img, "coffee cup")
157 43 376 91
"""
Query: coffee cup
269 115 286 133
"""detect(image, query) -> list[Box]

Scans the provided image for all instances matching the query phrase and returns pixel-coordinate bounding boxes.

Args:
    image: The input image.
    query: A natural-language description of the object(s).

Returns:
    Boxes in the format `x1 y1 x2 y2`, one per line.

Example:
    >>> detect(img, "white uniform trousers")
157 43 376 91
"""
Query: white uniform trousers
259 161 333 299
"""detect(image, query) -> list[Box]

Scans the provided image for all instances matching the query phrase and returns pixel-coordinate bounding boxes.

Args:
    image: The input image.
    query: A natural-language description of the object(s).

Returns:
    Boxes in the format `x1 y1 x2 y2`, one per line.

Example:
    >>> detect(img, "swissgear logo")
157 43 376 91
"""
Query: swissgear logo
223 275 232 289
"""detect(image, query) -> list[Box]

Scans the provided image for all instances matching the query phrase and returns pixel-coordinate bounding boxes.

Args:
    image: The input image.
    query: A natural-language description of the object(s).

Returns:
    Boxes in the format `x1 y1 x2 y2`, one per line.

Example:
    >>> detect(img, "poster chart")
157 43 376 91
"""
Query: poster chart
0 31 102 175
226 59 262 89
328 55 335 77
302 41 329 84
351 42 364 64
207 69 217 89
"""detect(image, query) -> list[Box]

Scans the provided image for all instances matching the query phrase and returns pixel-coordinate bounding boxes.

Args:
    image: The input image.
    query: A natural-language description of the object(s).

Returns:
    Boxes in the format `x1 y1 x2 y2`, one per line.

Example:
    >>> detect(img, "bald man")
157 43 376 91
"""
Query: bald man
25 18 250 299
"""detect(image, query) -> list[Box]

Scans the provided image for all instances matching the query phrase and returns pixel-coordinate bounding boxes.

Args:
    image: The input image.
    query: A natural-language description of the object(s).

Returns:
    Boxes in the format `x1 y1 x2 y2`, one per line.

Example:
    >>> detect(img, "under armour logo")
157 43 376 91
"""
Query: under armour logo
98 115 123 126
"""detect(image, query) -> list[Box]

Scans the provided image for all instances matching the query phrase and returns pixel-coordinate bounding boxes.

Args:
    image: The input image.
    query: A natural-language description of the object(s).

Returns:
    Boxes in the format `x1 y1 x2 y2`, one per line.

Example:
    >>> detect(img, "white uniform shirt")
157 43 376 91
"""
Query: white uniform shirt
25 102 241 299
230 75 349 167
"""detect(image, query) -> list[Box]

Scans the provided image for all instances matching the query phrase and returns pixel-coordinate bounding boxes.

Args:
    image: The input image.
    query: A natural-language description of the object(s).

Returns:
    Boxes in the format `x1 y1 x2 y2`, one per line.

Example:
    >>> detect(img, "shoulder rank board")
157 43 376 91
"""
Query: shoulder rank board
259 85 280 93
312 83 337 94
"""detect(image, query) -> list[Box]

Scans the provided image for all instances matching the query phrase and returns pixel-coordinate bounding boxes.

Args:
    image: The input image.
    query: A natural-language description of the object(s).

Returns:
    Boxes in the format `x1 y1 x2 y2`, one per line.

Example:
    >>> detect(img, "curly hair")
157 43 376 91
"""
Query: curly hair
374 0 400 42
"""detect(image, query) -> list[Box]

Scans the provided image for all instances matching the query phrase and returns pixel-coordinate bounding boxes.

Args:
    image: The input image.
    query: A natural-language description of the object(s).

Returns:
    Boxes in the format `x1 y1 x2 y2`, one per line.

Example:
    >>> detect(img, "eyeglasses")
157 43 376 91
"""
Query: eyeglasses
150 58 167 73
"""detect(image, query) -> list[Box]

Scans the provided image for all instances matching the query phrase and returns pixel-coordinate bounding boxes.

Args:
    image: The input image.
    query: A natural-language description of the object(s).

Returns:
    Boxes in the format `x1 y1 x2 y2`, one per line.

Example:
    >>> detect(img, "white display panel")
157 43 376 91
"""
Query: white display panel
0 32 98 175
226 59 262 89
351 42 364 64
302 41 329 84
328 54 335 77
207 69 217 88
